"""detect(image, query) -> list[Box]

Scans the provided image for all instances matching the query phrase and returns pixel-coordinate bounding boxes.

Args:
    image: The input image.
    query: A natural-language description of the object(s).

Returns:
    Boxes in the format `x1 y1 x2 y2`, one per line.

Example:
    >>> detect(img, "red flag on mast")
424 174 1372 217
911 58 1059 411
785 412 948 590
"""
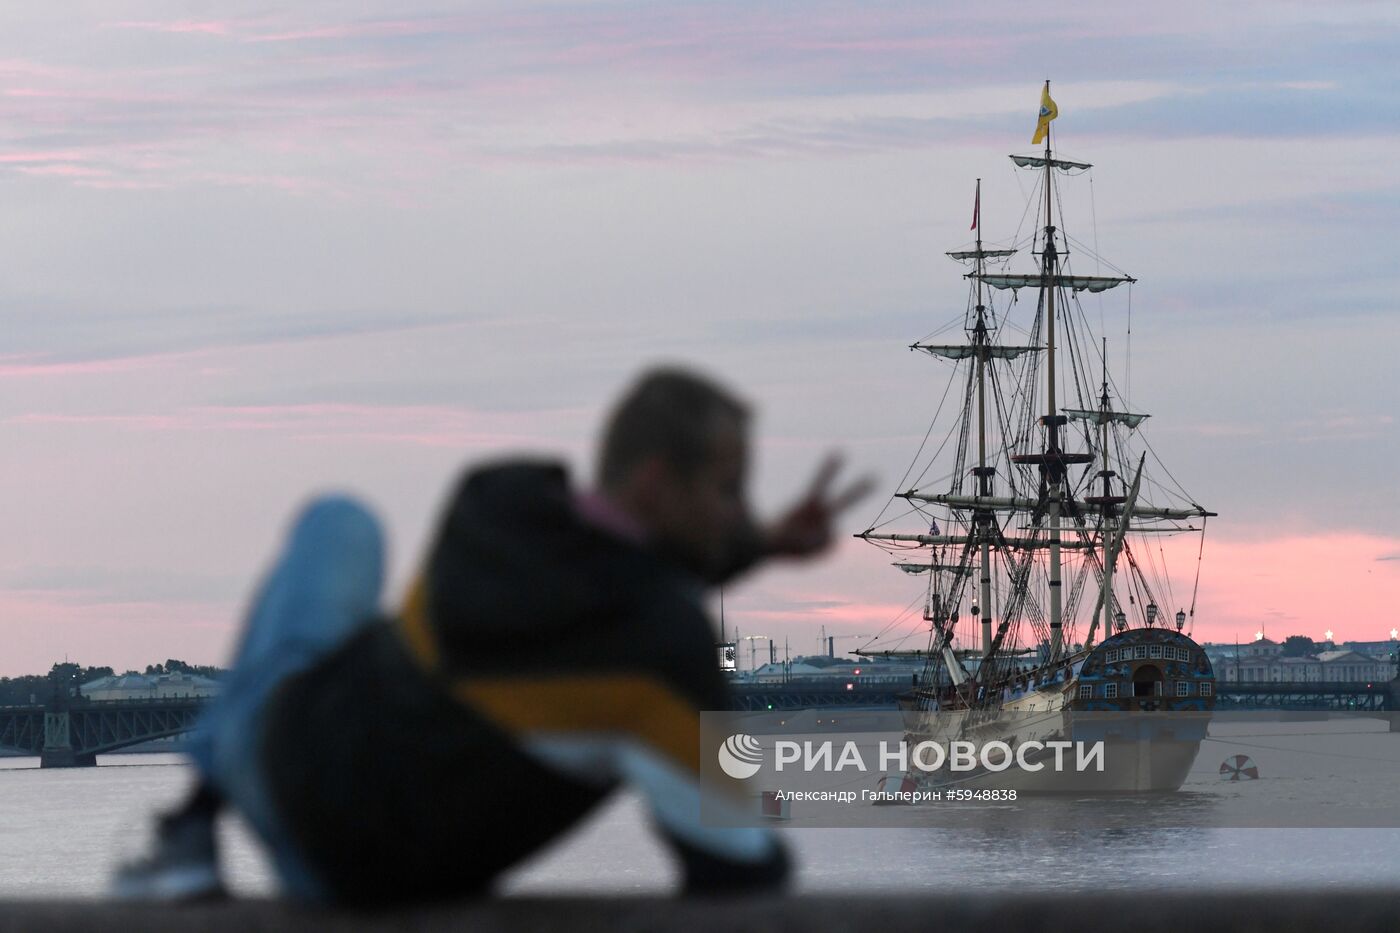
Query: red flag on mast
970 179 980 232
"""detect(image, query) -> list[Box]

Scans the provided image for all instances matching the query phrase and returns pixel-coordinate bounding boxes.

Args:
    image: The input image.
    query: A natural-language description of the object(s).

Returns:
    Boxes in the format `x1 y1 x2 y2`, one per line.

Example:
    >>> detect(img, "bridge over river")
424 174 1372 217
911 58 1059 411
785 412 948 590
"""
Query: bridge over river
4 678 1398 767
0 696 208 768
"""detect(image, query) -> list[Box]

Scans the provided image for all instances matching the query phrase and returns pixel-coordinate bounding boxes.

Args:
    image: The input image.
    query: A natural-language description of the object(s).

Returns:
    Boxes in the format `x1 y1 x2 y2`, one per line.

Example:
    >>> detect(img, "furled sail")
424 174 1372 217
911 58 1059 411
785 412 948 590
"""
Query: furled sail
971 273 1136 293
911 343 1042 360
946 248 1017 261
1009 154 1092 171
860 531 1094 550
895 561 973 575
899 490 1215 519
1063 408 1150 428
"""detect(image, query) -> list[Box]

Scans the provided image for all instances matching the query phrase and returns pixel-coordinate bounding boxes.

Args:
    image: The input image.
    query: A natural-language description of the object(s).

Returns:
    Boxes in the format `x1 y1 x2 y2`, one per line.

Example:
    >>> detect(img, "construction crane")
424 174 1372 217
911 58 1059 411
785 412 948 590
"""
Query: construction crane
740 635 772 672
817 626 872 658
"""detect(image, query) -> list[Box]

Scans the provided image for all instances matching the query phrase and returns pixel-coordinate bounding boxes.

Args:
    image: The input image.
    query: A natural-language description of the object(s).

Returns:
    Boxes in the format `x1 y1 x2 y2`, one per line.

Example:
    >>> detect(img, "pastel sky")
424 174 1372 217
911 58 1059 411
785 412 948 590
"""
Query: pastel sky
1 1 1397 675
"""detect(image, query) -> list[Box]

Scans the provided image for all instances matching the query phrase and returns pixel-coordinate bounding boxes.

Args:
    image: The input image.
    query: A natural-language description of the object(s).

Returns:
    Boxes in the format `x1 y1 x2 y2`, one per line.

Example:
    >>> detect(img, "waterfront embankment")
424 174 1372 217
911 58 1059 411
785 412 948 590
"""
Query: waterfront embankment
1 891 1398 932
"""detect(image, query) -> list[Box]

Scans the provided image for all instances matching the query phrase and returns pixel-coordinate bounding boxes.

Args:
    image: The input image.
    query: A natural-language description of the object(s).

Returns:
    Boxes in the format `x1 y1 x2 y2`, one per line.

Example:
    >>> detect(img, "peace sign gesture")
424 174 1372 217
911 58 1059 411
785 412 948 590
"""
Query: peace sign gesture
763 454 875 559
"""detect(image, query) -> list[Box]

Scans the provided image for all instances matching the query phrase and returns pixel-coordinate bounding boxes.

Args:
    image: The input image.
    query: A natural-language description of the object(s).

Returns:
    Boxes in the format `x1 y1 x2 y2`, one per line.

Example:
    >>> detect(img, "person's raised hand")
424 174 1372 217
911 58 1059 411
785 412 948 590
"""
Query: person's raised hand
764 454 875 559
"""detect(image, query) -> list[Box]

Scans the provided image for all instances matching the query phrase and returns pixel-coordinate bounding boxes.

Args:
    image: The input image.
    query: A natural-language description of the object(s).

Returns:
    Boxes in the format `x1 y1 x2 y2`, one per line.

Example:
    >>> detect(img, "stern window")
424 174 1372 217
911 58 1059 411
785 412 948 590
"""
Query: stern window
1149 645 1164 659
1201 682 1213 696
1176 682 1190 697
1079 684 1093 699
1105 683 1119 699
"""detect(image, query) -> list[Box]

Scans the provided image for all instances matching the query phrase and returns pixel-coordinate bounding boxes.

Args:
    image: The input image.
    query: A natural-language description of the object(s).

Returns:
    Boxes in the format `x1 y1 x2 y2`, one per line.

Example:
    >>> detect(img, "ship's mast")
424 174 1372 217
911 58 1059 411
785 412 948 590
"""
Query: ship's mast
1095 341 1117 641
1041 86 1065 662
972 179 995 657
1091 453 1146 648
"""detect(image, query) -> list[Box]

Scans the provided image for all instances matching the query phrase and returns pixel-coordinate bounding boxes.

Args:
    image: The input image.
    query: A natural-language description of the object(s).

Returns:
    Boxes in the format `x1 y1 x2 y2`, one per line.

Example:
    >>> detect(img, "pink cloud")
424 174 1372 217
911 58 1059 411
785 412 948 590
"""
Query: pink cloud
103 14 471 45
0 314 462 384
73 176 172 191
106 19 242 36
204 403 583 449
249 17 469 44
291 431 543 449
0 150 86 163
739 599 916 631
0 355 171 378
15 163 109 178
787 36 1009 54
6 402 587 451
109 20 231 35
0 8 1049 193
0 58 76 79
8 413 187 430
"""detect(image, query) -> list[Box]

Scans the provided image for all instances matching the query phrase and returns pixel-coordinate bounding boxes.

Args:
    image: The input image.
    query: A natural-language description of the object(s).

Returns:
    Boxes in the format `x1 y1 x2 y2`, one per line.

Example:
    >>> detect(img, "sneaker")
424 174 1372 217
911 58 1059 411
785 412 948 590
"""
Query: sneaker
111 810 226 902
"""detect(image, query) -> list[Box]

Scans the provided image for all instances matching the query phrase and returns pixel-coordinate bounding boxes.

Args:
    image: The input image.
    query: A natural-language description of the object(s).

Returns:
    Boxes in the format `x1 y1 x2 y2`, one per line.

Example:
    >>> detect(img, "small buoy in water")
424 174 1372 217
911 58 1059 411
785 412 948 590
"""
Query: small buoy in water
1219 754 1259 781
759 790 791 820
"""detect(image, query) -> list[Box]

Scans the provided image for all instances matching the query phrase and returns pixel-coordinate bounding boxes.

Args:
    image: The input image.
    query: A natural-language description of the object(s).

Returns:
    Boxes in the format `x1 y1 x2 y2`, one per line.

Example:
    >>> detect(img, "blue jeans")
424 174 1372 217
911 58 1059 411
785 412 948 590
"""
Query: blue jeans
188 496 385 900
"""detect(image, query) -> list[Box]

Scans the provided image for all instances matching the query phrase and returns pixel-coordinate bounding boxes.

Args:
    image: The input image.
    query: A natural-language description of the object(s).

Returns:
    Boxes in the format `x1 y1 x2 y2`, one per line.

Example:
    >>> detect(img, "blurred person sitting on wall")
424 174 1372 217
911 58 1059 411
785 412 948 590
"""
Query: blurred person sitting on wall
115 366 870 905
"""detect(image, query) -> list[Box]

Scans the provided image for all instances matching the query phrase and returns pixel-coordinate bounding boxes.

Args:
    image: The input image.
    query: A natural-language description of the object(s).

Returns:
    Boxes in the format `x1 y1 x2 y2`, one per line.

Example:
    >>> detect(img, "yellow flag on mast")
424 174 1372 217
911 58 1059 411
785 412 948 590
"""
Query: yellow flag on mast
1031 81 1058 145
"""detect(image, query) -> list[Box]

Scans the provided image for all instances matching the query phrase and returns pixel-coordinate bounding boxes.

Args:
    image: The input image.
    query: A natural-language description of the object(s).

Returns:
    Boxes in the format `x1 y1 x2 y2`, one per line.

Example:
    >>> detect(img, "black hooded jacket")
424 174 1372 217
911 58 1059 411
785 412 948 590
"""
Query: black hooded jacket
260 462 787 905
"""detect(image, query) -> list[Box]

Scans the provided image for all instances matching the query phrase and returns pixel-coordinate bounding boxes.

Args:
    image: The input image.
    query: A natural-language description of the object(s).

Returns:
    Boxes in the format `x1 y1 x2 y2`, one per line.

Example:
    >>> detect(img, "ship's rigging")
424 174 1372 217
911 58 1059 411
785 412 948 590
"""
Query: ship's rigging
855 84 1214 711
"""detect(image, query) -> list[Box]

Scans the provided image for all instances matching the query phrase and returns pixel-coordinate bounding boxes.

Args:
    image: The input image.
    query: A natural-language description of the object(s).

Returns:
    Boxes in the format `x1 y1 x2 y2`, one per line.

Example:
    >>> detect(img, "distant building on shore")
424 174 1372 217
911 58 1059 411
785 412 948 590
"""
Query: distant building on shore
1203 637 1397 683
80 672 221 701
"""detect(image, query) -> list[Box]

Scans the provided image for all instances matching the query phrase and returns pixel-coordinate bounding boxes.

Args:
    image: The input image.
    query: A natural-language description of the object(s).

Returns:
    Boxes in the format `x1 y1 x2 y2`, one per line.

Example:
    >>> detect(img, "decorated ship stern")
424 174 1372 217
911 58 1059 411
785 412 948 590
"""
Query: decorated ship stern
1075 627 1215 714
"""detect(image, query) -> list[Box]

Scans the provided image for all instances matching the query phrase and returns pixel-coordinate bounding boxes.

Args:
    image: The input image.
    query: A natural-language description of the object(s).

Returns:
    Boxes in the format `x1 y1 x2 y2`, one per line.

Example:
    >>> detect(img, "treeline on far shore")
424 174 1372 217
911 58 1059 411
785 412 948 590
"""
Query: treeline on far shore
0 660 227 707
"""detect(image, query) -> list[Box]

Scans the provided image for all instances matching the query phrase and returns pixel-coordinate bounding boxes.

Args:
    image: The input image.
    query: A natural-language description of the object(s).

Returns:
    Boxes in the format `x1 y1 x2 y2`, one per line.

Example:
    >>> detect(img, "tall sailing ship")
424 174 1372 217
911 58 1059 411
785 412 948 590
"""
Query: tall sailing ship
857 85 1216 792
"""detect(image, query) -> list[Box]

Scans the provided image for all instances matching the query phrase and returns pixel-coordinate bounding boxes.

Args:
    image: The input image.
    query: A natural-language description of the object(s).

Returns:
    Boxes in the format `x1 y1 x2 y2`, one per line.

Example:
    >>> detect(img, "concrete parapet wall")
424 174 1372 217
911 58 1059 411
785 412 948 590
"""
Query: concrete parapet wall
0 892 1397 932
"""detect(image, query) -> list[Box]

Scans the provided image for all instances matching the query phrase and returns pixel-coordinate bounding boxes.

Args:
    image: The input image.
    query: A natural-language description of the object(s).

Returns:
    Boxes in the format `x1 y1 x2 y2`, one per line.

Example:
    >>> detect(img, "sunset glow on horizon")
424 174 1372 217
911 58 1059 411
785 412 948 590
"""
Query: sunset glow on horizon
1 1 1397 675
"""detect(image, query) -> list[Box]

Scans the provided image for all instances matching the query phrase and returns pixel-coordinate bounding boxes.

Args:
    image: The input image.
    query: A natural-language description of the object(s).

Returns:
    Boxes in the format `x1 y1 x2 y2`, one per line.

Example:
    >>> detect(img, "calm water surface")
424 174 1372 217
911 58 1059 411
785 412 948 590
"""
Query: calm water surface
2 750 1398 898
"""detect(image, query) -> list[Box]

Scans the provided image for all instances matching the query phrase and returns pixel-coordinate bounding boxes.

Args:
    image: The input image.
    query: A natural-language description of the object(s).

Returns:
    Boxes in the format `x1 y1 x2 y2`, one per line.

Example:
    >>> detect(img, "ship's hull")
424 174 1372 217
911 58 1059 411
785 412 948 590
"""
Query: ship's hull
899 636 1215 795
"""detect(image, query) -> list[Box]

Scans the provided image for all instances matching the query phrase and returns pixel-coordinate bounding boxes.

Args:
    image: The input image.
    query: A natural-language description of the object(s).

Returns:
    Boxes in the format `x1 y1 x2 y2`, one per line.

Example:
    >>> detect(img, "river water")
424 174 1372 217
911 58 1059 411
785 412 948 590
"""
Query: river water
3 748 1400 898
